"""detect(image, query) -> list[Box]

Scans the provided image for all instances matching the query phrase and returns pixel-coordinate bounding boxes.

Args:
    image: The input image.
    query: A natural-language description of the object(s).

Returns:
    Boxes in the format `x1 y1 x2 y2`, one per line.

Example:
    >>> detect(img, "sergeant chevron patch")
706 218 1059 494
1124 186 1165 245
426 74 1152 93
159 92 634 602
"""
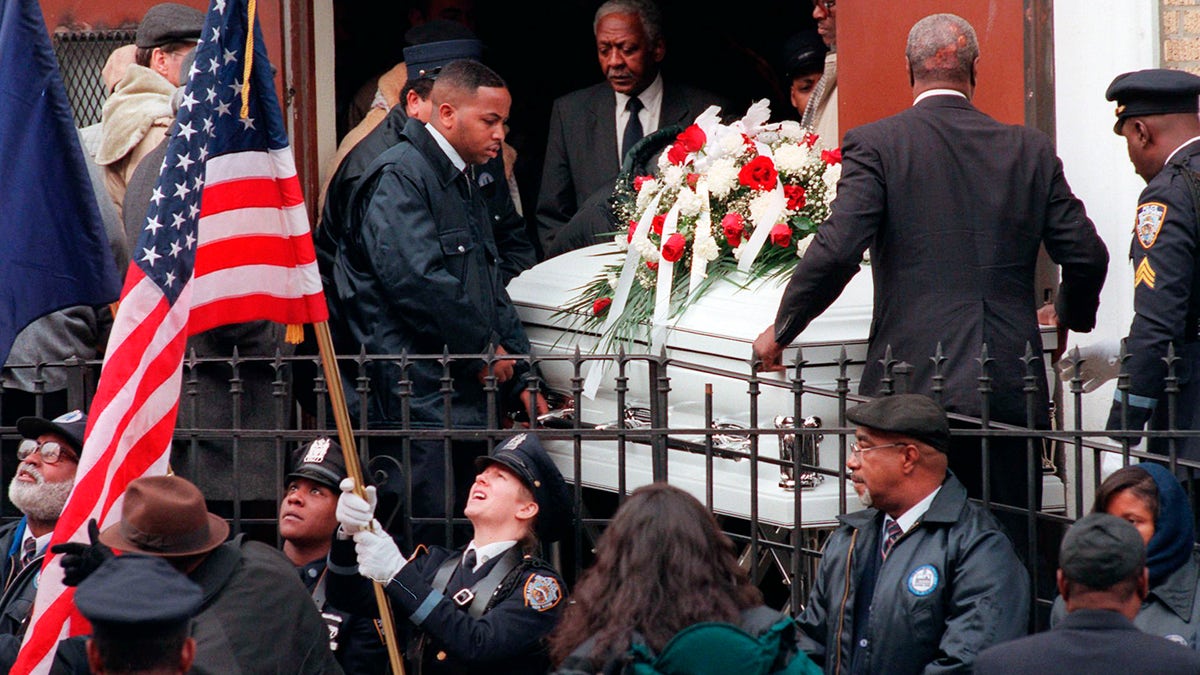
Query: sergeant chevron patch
1135 257 1156 289
1136 202 1166 249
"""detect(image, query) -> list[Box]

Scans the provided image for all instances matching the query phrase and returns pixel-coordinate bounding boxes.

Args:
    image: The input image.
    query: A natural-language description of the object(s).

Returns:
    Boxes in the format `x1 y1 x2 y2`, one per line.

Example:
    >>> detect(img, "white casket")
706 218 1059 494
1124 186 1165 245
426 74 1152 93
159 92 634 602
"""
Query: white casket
509 242 1063 528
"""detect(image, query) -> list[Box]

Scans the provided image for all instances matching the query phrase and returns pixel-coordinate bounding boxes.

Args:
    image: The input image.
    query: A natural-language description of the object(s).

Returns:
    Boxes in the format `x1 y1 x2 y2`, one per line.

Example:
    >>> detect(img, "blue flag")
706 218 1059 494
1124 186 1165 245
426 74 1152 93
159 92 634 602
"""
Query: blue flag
0 0 121 367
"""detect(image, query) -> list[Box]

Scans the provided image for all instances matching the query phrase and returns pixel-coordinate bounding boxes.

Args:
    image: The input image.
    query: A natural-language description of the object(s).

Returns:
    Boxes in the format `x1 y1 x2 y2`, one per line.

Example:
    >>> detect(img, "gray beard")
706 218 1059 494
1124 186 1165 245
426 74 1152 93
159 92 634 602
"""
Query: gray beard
9 468 73 522
856 486 873 508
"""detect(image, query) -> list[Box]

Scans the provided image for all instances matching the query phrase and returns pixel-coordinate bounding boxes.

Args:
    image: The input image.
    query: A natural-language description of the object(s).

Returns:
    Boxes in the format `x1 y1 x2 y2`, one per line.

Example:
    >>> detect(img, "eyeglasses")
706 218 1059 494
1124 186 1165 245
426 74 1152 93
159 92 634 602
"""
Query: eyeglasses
17 439 78 465
849 441 908 458
815 0 836 10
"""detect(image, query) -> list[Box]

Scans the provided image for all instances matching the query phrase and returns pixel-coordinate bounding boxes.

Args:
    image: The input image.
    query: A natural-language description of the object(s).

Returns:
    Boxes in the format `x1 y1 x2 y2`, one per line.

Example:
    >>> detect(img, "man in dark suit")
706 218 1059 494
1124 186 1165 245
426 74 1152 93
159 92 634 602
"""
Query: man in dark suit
535 0 731 258
975 513 1200 675
753 13 1109 556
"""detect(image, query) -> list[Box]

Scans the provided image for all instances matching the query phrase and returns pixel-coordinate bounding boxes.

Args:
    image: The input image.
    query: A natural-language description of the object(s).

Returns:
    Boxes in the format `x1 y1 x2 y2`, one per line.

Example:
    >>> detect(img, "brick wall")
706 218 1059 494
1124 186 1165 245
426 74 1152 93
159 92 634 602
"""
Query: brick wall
1164 0 1200 74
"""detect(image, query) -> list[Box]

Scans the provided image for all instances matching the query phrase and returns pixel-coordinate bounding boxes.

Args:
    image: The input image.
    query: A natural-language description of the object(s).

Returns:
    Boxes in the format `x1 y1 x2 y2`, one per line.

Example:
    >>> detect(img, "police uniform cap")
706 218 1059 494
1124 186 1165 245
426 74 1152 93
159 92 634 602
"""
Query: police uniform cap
17 409 87 455
845 394 949 453
782 29 828 79
1059 512 1146 589
475 433 574 543
1105 68 1200 134
403 39 484 82
136 3 205 49
287 437 348 490
75 554 203 632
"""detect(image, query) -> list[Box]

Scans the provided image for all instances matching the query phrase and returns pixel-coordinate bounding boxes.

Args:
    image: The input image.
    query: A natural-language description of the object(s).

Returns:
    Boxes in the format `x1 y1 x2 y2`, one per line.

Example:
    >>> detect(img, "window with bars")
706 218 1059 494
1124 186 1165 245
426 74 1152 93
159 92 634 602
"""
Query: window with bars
51 30 138 128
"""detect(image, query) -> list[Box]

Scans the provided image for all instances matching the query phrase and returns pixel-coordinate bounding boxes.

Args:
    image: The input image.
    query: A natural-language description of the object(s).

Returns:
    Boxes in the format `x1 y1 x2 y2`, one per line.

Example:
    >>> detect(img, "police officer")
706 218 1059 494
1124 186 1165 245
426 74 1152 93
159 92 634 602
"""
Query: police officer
326 432 573 674
279 437 387 674
1103 69 1200 460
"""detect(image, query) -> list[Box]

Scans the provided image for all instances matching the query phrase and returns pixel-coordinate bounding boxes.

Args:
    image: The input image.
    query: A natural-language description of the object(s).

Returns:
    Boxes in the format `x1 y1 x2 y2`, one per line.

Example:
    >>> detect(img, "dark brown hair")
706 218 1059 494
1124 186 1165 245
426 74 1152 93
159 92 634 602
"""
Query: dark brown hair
1093 465 1160 520
548 482 763 666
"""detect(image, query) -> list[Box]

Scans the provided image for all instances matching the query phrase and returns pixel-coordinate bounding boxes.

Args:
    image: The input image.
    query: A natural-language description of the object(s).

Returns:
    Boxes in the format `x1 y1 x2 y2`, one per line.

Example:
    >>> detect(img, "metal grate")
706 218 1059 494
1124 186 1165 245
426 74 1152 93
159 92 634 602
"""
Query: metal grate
51 30 138 128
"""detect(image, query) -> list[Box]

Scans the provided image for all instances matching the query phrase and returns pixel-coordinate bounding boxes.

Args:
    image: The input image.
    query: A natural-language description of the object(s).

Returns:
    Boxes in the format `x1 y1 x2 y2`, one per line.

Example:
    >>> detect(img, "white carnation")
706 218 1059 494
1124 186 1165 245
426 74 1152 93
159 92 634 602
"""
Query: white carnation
778 120 804 141
634 236 660 262
773 144 808 174
635 180 659 211
719 130 746 155
693 236 720 261
732 243 744 261
748 191 777 225
661 163 686 186
614 232 629 251
706 159 739 199
676 188 704 217
795 234 813 258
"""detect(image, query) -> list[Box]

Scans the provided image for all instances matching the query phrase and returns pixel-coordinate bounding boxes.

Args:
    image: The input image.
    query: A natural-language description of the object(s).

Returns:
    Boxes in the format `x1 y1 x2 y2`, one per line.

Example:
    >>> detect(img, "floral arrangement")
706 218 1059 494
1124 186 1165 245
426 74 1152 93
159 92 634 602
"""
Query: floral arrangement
563 100 842 351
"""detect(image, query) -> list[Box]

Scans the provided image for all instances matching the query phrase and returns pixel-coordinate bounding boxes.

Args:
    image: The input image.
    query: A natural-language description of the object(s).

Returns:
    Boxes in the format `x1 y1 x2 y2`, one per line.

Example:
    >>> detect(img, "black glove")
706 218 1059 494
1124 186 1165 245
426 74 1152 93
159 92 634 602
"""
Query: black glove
50 519 113 587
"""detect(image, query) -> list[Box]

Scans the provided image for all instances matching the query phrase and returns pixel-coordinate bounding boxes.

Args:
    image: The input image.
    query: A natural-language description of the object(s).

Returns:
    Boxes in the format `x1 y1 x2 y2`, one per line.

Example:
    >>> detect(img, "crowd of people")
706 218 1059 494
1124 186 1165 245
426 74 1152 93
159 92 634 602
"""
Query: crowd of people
2 0 1200 672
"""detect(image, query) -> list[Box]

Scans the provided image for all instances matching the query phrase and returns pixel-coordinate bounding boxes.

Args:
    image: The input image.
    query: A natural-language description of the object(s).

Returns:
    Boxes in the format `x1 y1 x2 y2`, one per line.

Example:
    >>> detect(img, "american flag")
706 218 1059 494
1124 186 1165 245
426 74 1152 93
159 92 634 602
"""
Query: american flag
13 0 326 670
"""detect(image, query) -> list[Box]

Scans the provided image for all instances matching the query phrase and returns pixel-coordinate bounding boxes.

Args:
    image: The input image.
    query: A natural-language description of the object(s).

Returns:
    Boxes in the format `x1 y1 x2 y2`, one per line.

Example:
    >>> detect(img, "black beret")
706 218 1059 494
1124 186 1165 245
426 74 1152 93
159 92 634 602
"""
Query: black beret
17 409 87 454
1060 513 1146 589
846 394 949 453
1105 68 1200 134
136 3 205 49
287 437 347 490
475 433 574 543
782 30 828 79
75 555 203 629
403 39 484 82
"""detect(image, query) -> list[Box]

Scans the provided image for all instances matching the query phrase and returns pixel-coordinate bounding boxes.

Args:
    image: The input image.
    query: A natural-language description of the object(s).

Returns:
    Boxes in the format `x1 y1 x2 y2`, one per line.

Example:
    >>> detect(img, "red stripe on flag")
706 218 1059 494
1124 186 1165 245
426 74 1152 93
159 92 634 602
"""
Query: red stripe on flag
193 233 317 275
200 174 304 217
190 292 328 335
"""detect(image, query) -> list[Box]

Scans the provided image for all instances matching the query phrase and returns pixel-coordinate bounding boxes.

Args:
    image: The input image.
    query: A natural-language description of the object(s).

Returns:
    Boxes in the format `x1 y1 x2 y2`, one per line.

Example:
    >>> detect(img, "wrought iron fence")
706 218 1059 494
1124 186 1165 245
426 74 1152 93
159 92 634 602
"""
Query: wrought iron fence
51 30 138 128
2 343 1197 631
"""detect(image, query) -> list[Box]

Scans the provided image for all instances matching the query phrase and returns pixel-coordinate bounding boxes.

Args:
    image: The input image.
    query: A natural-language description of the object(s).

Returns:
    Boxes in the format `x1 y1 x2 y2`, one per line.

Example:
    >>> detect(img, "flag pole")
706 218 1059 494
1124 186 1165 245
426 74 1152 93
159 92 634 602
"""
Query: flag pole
313 320 406 675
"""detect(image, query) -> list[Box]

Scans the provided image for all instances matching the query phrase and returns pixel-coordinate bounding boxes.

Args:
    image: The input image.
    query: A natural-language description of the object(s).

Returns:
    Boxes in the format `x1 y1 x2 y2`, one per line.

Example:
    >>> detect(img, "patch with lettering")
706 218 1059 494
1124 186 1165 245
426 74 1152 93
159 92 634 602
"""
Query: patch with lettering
1135 257 1157 289
1136 202 1167 249
907 564 939 597
524 574 561 611
303 437 331 463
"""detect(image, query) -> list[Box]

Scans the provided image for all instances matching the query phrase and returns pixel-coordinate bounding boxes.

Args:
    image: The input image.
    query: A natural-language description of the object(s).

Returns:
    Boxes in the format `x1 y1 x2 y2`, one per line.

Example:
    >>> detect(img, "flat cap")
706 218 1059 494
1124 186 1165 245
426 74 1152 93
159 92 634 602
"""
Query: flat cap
782 29 828 79
403 39 483 82
476 433 574 543
846 394 949 453
1105 68 1200 134
287 437 347 490
1060 512 1146 589
136 3 205 49
75 554 203 630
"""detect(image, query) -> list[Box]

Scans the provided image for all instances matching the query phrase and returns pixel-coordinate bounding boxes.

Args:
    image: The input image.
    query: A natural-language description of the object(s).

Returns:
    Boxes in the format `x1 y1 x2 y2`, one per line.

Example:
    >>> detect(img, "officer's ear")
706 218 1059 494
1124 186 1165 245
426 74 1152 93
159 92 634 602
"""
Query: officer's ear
1129 119 1152 147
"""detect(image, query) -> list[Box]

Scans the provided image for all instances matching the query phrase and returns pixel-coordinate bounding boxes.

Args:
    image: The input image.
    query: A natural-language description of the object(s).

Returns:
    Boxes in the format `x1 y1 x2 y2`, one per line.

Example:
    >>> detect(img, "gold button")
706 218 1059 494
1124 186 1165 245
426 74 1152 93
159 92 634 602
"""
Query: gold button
436 651 447 661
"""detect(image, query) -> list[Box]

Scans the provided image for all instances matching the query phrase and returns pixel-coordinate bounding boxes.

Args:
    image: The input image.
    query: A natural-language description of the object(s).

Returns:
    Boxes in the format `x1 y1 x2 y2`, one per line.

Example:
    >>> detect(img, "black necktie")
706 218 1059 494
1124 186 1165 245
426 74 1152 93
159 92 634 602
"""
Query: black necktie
881 518 903 560
463 548 477 574
622 96 644 161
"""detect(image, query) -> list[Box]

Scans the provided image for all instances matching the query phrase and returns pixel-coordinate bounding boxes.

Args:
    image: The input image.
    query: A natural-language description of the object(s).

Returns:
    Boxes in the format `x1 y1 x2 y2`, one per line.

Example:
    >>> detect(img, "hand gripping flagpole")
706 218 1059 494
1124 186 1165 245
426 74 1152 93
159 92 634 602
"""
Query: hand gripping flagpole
314 321 406 674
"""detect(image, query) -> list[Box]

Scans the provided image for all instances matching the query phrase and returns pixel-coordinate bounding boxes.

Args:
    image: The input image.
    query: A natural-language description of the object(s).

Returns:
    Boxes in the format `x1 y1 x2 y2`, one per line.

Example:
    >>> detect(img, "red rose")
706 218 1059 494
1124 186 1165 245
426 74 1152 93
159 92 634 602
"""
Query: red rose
676 124 706 152
686 173 700 189
652 214 666 236
721 213 745 247
667 142 689 165
784 185 807 211
646 260 659 271
633 175 653 191
627 221 637 243
593 297 612 315
738 155 778 191
822 147 842 164
804 133 819 148
661 233 686 262
769 222 792 248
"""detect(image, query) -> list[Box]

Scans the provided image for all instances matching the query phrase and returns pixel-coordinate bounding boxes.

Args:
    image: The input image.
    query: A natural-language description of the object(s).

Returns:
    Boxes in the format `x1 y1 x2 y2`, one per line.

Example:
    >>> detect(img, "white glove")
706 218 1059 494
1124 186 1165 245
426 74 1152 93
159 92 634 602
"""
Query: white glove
1055 338 1122 393
353 524 404 583
336 477 377 536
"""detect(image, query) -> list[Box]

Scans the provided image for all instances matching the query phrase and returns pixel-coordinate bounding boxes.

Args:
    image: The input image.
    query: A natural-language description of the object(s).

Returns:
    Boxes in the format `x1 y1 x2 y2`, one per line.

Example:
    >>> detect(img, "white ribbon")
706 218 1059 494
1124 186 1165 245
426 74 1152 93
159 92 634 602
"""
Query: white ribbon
690 178 713 294
736 175 787 273
650 199 682 348
582 190 665 398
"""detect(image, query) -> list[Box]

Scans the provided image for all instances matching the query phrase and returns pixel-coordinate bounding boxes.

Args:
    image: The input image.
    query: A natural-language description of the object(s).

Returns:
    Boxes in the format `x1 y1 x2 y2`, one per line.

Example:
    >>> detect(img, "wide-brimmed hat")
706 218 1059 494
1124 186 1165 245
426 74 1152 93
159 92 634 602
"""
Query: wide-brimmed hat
100 475 229 557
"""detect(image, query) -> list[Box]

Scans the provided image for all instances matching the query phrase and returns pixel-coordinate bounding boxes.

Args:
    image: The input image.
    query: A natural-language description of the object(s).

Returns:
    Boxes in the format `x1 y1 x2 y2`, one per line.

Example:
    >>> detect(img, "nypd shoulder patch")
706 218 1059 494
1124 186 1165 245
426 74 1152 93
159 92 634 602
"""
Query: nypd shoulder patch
907 564 939 597
524 573 562 612
1135 202 1167 249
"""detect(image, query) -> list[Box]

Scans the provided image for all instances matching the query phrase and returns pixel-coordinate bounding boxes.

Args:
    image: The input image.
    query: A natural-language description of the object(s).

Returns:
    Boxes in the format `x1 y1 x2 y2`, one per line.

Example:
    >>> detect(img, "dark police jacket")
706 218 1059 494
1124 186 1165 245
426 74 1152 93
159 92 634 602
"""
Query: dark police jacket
318 104 535 288
298 557 387 675
326 117 534 429
1107 138 1200 456
773 94 1108 427
796 473 1029 674
327 539 564 674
